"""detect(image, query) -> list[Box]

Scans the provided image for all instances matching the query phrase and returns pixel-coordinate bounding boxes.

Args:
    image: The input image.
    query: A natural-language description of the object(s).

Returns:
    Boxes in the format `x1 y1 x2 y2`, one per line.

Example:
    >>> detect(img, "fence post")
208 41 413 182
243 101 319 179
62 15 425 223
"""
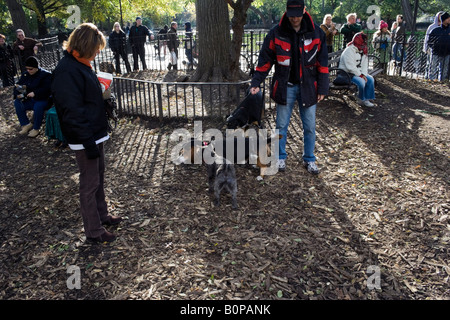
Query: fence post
115 78 123 115
250 31 254 70
156 82 164 122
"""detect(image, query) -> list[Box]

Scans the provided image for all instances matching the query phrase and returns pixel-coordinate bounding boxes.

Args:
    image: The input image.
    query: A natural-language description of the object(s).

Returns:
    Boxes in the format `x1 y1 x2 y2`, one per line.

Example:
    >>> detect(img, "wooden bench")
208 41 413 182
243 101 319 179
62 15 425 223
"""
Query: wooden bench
326 48 383 105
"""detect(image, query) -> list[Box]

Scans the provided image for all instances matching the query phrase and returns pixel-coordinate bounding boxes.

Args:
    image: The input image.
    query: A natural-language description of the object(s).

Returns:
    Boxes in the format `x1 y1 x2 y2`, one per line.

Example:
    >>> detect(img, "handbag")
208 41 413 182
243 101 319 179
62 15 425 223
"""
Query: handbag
333 70 352 85
170 51 177 65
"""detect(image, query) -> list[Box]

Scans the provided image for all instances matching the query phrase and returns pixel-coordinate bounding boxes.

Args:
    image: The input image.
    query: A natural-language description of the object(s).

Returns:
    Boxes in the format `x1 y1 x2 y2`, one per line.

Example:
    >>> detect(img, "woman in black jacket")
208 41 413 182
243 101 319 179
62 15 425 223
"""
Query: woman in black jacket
109 22 131 74
51 23 122 243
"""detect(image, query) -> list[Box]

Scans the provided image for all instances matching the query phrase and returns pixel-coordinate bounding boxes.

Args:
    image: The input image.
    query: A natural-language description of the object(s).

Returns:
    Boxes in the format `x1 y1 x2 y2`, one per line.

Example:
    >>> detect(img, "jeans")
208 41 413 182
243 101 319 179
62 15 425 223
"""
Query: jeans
438 55 450 81
351 75 375 101
425 53 440 80
185 48 193 65
14 98 48 130
276 84 316 162
392 43 405 62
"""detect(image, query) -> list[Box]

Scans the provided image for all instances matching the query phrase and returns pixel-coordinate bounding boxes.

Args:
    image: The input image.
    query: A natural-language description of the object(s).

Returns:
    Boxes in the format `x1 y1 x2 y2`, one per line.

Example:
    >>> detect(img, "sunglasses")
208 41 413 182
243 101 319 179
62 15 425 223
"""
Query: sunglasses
26 67 35 71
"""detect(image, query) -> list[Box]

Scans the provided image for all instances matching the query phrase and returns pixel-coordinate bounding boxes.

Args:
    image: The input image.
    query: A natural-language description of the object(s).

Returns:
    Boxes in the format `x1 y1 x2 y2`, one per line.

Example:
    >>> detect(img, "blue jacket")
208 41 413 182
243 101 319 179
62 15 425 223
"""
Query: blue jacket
251 11 329 107
429 24 450 57
13 68 52 101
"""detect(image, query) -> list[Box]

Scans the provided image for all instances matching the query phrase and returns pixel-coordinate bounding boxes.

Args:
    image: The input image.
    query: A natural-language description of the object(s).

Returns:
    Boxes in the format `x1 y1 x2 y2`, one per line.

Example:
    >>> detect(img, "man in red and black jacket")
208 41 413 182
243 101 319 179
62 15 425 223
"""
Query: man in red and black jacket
250 0 328 175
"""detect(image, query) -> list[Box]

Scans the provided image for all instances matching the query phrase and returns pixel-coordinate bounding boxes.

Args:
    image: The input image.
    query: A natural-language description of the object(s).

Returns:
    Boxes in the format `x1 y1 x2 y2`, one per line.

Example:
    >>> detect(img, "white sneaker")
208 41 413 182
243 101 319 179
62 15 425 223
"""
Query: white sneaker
277 159 286 172
303 161 320 175
363 100 375 107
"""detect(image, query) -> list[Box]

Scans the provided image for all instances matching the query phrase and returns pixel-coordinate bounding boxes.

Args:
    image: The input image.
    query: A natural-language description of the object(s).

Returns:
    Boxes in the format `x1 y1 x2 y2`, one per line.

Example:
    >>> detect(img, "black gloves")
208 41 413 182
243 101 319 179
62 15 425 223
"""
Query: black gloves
83 141 100 159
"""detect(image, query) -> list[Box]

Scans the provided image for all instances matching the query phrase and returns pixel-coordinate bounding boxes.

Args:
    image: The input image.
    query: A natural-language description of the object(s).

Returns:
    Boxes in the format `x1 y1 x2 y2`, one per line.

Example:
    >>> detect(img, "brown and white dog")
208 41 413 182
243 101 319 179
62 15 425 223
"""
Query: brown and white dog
174 132 281 180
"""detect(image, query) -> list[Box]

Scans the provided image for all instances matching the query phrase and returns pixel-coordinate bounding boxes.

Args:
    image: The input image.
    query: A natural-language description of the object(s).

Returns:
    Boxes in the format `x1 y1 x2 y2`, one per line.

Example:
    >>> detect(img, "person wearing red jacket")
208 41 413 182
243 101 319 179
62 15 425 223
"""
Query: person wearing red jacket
250 0 329 175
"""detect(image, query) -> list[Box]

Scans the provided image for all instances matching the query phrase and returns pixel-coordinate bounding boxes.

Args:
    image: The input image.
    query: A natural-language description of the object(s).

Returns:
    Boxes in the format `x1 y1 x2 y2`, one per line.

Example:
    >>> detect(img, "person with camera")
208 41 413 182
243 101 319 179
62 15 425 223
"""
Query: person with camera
340 13 362 48
13 56 51 137
320 14 339 53
51 23 121 243
372 20 391 72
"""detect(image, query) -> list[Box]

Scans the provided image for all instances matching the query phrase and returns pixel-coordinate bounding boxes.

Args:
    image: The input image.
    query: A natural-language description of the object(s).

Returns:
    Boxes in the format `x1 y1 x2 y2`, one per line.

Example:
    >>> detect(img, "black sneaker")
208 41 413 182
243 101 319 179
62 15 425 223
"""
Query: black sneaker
303 161 320 175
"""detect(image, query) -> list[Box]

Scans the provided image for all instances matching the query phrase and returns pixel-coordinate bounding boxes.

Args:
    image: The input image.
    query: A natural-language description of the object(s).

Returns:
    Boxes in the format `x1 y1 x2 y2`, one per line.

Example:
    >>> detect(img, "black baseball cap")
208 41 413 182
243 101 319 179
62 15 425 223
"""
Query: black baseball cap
286 0 304 17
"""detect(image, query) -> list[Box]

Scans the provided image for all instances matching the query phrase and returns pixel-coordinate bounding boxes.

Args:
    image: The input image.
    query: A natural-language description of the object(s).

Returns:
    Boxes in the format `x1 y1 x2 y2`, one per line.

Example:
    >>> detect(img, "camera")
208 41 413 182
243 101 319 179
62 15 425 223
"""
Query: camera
15 84 28 101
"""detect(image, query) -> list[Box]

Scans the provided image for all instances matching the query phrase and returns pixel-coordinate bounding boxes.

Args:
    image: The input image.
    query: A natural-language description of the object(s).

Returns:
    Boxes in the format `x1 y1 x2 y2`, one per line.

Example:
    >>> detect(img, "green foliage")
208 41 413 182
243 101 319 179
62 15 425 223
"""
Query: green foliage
247 0 450 27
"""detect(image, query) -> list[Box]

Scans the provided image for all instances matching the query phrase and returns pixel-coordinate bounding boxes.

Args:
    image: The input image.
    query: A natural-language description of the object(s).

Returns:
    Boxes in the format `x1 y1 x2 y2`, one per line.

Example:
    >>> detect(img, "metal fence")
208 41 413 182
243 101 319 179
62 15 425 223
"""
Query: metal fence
111 76 273 121
28 30 443 80
2 30 447 122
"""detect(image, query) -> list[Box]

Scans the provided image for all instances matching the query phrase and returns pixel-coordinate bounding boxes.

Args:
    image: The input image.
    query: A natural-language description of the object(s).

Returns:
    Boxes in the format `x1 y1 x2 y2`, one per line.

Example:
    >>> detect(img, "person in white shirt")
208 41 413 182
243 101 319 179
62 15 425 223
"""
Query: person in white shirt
338 32 375 107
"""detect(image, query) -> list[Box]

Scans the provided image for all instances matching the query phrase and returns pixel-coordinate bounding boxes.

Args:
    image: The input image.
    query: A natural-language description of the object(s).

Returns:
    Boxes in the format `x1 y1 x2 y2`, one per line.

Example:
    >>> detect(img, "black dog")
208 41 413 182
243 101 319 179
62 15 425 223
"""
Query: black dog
207 158 238 209
226 90 264 130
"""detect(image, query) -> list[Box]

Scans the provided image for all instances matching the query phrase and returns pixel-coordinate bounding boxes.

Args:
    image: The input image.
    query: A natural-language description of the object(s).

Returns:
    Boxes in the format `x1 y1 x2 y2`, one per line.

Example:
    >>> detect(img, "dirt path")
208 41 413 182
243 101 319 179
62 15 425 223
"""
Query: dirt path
0 75 448 300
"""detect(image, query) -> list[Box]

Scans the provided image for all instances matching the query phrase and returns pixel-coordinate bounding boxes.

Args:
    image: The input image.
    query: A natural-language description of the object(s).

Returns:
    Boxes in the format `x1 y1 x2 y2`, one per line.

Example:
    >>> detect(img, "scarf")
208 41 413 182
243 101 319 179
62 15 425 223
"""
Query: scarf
348 32 368 55
68 47 92 68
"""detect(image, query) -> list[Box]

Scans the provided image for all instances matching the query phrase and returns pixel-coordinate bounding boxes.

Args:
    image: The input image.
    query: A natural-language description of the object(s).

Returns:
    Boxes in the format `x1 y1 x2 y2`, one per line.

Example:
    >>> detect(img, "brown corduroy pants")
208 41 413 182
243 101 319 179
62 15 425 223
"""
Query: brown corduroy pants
74 143 108 238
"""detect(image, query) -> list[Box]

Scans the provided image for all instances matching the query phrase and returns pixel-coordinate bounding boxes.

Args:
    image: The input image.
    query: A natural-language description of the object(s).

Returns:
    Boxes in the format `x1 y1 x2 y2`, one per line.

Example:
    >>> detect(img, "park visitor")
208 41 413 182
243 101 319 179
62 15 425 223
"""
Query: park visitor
13 56 52 138
0 34 15 87
391 15 406 64
429 11 450 81
338 32 376 108
167 21 180 71
320 14 339 53
109 22 132 75
51 23 122 243
129 17 152 71
184 21 194 70
372 20 392 72
12 29 42 72
340 13 362 48
249 0 329 175
423 11 444 80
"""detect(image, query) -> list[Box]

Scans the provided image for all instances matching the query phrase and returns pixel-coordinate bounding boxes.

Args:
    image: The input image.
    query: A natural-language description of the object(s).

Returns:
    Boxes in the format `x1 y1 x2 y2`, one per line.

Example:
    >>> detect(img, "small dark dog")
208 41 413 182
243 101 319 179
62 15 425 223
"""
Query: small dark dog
207 158 238 209
226 90 264 130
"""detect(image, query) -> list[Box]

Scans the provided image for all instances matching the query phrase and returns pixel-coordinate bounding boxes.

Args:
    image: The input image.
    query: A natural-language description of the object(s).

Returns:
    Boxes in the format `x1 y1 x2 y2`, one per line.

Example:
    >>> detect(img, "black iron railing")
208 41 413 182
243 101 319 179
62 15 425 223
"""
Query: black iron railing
111 76 273 121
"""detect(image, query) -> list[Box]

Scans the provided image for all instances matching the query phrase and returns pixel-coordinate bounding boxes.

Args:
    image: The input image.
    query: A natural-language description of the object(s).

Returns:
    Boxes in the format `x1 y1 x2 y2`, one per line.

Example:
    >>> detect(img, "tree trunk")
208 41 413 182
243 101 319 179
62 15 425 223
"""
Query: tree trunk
228 0 254 81
4 0 31 36
400 0 414 31
190 0 232 82
35 0 49 36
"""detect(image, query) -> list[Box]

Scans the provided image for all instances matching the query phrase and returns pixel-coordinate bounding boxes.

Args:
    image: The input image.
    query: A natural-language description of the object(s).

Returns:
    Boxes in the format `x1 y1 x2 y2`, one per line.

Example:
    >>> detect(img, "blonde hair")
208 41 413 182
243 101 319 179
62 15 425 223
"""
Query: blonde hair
63 23 106 58
112 22 122 32
323 14 332 25
346 13 357 21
